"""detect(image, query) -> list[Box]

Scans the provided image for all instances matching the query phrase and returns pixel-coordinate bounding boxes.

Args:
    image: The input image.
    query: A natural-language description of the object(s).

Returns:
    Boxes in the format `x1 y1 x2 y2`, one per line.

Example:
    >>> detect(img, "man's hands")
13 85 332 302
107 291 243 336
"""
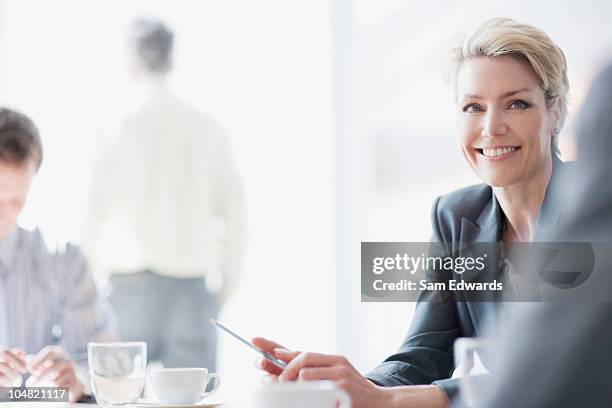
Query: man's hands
25 346 84 402
0 345 83 402
0 347 27 386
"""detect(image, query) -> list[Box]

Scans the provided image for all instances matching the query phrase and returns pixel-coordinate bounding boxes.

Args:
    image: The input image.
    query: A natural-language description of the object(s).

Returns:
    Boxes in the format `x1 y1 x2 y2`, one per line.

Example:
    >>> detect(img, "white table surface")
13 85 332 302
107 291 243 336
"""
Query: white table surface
0 403 252 407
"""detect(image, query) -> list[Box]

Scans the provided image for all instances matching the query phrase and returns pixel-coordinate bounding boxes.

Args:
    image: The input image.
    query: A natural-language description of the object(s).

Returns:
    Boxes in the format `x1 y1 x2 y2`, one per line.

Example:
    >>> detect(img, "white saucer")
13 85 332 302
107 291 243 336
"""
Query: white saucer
132 399 224 408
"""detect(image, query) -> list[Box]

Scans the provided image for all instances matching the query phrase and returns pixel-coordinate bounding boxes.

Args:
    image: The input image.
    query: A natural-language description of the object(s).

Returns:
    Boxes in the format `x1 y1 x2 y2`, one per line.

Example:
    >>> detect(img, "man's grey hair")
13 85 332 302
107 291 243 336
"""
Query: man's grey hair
127 18 174 74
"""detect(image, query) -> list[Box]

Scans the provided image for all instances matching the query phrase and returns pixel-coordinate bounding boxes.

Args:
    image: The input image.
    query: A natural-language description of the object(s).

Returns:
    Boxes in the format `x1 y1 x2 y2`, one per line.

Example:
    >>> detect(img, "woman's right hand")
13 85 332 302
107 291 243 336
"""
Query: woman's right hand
0 347 27 387
251 338 407 408
251 337 299 379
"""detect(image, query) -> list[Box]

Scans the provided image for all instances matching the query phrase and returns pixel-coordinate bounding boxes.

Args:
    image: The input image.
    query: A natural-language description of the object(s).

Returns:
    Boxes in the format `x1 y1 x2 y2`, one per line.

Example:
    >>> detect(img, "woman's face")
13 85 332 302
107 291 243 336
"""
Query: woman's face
456 55 557 187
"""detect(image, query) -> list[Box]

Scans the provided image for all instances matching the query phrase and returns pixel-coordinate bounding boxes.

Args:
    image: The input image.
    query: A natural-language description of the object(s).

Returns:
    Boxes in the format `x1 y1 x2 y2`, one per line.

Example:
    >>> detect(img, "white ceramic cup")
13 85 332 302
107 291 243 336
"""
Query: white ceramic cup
150 368 220 405
254 381 351 408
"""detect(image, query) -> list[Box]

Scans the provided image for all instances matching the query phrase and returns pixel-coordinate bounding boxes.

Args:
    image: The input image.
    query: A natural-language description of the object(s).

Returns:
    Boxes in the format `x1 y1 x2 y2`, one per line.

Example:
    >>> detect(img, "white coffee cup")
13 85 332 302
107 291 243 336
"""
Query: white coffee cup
150 368 220 405
254 381 351 408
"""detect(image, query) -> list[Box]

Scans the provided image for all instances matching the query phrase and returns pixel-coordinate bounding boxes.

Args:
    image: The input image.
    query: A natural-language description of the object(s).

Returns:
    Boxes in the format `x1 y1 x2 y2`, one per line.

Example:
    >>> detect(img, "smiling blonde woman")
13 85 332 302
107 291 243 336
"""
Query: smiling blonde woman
253 18 573 408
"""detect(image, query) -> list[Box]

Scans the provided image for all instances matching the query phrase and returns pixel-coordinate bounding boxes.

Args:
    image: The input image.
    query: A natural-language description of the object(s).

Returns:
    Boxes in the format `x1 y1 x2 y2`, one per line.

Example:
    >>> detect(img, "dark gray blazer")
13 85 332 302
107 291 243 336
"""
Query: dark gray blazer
478 63 612 408
365 156 569 401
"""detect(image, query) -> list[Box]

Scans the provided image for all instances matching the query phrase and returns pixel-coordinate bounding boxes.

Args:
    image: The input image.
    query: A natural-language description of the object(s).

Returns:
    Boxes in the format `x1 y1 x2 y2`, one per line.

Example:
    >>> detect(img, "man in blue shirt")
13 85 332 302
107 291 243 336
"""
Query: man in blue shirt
0 107 115 401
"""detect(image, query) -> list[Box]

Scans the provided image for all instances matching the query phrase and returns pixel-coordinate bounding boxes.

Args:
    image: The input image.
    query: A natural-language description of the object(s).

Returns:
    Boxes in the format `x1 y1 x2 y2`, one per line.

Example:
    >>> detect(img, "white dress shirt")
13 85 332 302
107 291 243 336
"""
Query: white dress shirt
85 78 245 300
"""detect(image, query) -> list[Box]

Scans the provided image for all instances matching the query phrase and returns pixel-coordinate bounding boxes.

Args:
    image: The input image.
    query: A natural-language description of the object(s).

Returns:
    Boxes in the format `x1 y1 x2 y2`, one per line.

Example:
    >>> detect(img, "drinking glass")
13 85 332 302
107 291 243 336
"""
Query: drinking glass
88 342 147 408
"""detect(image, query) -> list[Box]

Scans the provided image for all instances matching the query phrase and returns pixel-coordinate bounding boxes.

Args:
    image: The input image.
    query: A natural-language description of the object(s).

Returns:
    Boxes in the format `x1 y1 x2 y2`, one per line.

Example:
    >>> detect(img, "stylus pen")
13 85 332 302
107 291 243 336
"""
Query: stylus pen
210 319 287 370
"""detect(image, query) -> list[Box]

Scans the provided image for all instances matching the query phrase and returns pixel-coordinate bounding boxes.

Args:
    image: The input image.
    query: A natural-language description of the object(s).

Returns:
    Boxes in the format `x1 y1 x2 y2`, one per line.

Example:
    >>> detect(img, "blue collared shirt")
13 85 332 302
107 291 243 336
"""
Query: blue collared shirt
0 227 116 354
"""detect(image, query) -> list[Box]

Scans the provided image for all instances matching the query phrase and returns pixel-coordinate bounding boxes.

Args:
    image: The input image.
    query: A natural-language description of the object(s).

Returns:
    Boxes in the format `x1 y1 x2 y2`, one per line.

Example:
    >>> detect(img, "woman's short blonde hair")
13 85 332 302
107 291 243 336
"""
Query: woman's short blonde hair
444 18 569 155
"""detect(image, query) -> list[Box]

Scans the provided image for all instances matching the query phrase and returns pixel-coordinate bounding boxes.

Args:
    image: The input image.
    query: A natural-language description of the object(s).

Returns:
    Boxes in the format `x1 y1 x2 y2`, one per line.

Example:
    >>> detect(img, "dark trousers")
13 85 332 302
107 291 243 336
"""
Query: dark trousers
109 271 218 370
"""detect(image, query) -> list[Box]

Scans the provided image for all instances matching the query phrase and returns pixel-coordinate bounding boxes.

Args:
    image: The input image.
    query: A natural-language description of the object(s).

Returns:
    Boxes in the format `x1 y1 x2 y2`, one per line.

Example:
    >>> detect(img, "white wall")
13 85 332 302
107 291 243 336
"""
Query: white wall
0 0 336 400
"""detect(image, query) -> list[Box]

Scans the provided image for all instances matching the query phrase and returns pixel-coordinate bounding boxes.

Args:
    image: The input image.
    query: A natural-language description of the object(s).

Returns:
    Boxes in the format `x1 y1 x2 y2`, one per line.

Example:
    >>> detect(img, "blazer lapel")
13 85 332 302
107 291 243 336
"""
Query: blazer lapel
458 158 569 333
458 188 504 335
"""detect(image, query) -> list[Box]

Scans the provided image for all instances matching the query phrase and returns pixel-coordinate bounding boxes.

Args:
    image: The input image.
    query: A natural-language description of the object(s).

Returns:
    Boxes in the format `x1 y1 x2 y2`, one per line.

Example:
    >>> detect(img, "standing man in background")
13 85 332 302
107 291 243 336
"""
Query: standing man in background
85 18 245 370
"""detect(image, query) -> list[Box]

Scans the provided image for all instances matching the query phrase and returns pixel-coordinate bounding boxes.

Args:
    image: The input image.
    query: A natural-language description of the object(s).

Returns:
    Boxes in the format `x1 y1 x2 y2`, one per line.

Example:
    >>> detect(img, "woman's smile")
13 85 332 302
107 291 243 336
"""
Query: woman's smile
475 145 521 161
